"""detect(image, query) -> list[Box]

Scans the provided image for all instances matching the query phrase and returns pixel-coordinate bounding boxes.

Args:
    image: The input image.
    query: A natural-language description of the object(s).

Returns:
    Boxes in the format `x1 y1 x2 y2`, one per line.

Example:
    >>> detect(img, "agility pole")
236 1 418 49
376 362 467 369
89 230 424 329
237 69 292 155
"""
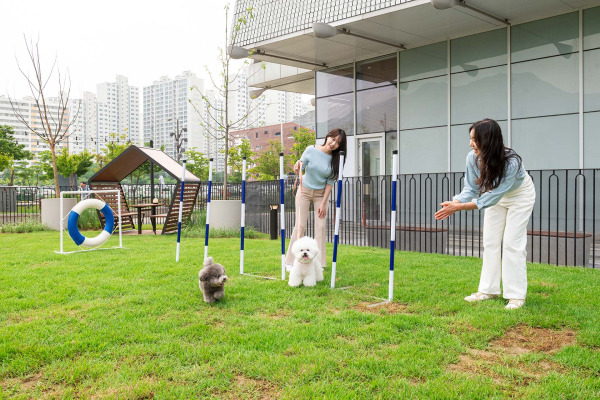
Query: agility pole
204 158 213 261
279 152 286 280
240 156 246 274
176 159 187 262
330 151 345 289
388 150 398 301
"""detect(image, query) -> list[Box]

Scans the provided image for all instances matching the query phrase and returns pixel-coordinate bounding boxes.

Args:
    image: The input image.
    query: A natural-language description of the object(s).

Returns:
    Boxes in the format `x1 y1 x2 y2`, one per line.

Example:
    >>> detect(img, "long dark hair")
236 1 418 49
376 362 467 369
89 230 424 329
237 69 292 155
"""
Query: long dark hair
470 119 521 193
324 128 347 180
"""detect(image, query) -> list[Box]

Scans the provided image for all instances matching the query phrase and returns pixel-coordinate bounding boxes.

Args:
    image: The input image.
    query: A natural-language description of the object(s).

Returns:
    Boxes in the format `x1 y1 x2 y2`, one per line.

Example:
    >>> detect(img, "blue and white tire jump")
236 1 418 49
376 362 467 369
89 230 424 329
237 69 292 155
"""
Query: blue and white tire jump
68 199 114 248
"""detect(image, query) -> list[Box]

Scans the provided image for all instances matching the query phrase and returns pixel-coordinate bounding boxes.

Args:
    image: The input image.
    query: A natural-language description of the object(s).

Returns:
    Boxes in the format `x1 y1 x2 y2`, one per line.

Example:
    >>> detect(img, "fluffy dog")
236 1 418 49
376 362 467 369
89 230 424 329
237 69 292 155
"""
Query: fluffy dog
198 257 228 303
288 236 323 287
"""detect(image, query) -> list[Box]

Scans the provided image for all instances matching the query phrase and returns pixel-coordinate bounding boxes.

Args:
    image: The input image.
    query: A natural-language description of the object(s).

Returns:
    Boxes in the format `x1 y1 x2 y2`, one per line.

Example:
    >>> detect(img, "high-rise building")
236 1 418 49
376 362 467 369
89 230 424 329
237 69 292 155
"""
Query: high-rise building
68 75 140 155
0 95 69 160
143 71 206 161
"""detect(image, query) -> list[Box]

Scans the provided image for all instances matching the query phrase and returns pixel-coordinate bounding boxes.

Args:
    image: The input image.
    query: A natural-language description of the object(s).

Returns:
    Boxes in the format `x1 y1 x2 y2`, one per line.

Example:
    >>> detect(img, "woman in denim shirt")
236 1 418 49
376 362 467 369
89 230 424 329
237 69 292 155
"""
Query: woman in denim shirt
435 119 535 310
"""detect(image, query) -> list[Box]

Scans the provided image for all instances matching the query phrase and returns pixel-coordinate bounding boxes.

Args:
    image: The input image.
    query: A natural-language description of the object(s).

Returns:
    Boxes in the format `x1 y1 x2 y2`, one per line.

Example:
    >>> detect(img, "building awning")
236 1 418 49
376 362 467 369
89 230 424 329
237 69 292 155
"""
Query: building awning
239 0 597 93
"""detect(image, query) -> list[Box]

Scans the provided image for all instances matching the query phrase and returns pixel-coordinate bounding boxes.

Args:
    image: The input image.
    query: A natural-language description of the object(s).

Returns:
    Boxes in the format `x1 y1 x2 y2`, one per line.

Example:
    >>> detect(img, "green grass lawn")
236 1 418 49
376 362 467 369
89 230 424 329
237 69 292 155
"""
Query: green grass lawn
1 232 599 399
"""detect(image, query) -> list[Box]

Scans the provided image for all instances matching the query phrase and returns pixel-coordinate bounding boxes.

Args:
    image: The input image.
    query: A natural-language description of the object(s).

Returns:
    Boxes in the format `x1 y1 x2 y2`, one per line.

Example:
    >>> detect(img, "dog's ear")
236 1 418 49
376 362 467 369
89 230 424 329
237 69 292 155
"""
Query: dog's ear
199 269 208 281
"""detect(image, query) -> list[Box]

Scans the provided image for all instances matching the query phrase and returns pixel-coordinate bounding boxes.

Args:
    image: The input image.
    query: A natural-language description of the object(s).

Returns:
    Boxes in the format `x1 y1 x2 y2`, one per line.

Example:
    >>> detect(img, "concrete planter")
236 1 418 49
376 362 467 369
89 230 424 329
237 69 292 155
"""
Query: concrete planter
366 224 448 254
210 200 242 230
527 230 593 267
41 198 78 231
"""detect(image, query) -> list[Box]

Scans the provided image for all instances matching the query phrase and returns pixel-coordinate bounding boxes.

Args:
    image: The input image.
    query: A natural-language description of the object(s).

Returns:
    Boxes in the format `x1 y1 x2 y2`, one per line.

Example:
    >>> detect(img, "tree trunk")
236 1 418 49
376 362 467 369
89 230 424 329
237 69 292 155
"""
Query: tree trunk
223 130 229 200
9 168 15 186
50 143 60 196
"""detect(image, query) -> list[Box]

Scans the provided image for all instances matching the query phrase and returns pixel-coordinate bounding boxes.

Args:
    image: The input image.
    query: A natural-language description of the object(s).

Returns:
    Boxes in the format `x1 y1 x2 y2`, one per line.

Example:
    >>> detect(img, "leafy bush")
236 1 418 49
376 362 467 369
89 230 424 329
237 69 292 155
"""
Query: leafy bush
0 218 51 233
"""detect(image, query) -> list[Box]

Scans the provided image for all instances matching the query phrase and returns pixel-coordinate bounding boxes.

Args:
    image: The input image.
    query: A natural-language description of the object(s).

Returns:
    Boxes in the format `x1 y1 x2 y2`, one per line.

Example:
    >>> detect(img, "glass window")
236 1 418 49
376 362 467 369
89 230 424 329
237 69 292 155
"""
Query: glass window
512 114 579 170
511 12 578 62
316 93 354 138
583 6 600 50
356 55 397 90
511 54 578 119
357 85 397 134
451 28 507 73
584 48 600 112
400 75 447 130
316 65 353 98
450 121 508 172
400 126 448 174
584 111 600 168
399 42 447 82
385 130 398 175
451 65 507 125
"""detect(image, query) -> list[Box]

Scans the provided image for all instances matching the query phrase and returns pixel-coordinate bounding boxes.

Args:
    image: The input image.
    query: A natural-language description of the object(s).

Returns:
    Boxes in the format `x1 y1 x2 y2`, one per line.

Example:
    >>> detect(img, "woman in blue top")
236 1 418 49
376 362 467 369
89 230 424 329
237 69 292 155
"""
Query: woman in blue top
285 128 347 269
435 119 535 310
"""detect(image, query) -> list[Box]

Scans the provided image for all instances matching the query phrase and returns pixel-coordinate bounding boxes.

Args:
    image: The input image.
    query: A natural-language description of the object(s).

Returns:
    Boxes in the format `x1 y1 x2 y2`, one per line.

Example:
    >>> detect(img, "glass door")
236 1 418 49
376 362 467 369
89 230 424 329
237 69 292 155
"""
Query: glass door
358 136 384 222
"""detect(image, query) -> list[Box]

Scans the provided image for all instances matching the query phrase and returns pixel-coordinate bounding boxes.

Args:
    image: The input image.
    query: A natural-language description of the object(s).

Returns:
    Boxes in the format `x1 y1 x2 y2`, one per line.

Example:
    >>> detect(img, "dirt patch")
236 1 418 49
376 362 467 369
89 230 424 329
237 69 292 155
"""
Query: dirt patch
448 325 576 387
353 301 408 314
491 324 576 354
223 375 280 400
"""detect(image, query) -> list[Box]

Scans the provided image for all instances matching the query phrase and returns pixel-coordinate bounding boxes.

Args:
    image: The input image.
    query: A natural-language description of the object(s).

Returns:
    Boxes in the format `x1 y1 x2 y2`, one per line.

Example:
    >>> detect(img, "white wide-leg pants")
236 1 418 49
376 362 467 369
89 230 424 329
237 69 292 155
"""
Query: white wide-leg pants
478 174 536 300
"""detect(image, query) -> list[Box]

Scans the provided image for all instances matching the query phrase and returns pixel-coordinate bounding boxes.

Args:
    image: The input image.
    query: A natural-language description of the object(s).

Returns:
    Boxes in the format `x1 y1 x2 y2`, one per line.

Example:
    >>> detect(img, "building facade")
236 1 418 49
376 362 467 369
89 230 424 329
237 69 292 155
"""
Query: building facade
143 71 205 161
232 0 600 178
0 95 69 160
68 76 140 155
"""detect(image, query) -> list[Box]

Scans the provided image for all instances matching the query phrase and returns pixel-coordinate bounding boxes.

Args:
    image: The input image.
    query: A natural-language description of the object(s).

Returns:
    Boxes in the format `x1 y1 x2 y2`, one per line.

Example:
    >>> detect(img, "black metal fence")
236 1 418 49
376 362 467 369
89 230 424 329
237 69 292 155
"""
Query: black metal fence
2 168 598 268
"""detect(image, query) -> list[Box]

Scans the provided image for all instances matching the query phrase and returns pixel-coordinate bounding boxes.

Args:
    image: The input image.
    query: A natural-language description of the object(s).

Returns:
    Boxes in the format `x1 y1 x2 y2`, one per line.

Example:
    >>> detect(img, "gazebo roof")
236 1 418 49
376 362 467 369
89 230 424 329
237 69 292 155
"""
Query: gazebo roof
89 145 201 183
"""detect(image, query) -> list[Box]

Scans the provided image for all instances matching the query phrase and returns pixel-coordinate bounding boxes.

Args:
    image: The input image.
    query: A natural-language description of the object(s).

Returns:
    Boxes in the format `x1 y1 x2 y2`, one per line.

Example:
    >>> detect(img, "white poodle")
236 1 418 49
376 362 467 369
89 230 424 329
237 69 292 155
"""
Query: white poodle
288 236 323 287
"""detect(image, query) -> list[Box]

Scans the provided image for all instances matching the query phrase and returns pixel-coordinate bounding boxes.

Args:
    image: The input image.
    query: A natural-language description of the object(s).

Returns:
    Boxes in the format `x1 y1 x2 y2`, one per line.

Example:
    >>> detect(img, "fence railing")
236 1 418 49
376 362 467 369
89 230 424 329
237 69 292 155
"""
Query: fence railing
2 168 598 268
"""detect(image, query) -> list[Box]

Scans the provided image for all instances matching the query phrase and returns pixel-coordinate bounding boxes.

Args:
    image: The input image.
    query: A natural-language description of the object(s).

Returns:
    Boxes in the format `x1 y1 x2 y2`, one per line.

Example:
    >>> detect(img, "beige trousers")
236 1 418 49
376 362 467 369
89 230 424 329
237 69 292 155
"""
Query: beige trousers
478 174 536 300
285 185 327 267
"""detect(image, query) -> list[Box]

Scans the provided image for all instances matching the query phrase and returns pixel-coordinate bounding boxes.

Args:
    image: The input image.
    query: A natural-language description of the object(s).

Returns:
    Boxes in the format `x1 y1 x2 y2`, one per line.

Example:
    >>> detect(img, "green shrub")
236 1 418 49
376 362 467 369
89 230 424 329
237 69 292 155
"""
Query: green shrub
0 218 51 233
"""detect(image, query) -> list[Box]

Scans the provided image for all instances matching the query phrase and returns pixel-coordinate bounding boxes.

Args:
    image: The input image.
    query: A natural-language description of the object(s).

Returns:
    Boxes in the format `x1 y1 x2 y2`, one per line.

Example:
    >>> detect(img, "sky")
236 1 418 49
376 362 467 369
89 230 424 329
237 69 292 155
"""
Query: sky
1 0 236 98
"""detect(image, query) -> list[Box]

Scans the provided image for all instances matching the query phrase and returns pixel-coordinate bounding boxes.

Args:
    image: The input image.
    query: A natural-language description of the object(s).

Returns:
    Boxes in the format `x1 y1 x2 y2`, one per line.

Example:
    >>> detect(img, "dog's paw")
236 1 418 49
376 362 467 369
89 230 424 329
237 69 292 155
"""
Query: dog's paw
286 264 293 272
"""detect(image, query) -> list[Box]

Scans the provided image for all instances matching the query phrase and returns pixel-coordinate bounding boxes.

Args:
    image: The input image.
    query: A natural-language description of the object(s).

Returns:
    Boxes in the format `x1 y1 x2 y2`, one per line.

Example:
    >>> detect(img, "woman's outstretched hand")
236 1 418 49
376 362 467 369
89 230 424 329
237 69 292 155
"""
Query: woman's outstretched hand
435 200 460 220
318 202 327 219
294 160 303 174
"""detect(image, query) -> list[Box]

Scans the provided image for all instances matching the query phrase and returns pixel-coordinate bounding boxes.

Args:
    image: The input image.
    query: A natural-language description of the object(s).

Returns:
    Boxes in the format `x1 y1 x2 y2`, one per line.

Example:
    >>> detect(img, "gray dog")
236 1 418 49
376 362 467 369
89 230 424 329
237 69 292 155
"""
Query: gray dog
198 257 228 303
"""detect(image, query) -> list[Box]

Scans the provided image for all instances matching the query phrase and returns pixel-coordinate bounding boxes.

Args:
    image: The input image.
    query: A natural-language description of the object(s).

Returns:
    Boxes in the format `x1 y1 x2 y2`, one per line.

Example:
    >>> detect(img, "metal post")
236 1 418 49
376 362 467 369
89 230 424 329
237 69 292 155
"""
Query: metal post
389 150 398 301
240 156 246 274
331 151 345 288
176 159 187 262
280 152 286 280
205 158 213 261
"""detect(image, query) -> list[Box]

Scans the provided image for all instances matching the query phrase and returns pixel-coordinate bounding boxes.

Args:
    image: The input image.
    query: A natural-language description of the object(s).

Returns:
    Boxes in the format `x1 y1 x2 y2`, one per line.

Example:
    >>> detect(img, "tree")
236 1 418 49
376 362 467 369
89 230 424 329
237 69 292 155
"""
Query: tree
39 148 94 187
190 4 264 199
185 147 210 181
249 140 292 181
0 125 33 185
290 127 316 162
8 37 80 196
226 139 254 182
94 132 130 171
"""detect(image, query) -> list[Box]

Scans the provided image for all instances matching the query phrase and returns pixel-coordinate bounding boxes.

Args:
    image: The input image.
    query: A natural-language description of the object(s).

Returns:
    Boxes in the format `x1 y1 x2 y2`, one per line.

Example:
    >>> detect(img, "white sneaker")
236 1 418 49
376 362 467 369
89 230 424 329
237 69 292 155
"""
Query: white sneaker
505 299 525 310
464 292 498 302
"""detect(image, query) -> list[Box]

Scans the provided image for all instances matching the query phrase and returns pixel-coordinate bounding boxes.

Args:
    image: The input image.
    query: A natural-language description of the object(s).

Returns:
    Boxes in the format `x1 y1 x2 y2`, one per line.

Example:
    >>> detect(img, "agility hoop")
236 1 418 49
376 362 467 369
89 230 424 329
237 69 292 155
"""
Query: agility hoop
56 189 123 255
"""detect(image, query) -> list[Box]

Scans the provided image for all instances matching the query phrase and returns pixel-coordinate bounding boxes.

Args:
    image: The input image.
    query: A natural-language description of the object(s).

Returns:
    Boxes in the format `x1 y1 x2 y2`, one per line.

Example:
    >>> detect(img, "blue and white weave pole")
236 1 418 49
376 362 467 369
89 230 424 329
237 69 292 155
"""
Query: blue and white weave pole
240 156 246 274
205 158 213 261
330 151 345 289
176 159 187 262
389 150 398 301
279 152 286 280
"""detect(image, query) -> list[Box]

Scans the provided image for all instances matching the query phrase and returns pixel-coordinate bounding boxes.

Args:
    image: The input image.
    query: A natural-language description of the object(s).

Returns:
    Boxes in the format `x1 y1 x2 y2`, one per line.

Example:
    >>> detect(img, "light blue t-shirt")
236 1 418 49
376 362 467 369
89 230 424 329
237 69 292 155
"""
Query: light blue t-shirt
453 150 527 209
300 145 336 189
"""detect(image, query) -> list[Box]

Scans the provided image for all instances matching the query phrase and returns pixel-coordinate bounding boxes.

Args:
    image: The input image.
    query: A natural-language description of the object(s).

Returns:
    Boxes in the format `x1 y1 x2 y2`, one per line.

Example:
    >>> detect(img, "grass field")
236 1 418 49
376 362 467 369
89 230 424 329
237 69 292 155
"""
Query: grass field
1 231 599 399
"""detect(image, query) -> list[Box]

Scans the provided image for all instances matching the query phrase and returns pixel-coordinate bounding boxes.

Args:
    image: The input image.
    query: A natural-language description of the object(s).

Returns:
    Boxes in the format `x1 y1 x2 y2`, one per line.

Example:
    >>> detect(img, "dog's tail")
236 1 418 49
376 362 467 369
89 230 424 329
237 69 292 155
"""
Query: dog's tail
203 257 214 267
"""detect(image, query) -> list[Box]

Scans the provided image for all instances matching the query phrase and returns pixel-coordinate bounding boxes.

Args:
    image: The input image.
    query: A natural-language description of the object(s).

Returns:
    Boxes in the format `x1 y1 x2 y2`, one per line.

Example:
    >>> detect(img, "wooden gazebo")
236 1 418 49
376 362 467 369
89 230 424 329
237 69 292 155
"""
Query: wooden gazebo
88 146 201 234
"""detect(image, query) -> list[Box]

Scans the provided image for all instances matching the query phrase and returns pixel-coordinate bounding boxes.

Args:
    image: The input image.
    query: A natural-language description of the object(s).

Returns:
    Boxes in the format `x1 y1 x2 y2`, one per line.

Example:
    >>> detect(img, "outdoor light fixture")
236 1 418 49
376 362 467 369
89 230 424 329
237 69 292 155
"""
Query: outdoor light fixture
312 22 407 50
249 87 269 100
430 0 510 25
228 45 327 68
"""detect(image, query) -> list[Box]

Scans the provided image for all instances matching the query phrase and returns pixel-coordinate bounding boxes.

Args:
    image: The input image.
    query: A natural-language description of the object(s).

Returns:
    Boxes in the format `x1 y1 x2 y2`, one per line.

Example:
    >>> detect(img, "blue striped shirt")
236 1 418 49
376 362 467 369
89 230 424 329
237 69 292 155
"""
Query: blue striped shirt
453 150 527 210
